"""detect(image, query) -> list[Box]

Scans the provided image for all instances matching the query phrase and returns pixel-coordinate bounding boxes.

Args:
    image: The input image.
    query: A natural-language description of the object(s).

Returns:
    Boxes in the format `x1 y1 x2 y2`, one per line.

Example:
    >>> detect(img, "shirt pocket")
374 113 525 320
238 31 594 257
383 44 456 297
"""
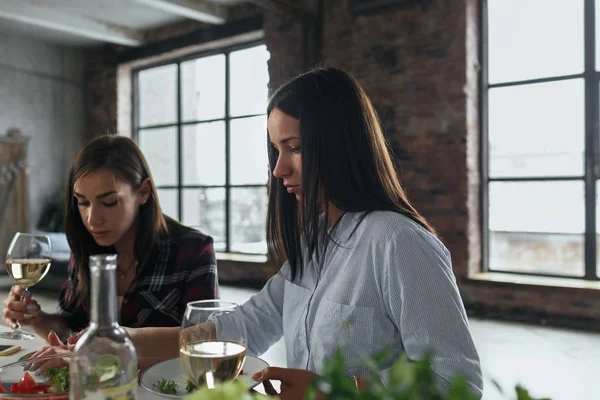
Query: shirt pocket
310 297 374 375
283 280 312 365
137 288 182 325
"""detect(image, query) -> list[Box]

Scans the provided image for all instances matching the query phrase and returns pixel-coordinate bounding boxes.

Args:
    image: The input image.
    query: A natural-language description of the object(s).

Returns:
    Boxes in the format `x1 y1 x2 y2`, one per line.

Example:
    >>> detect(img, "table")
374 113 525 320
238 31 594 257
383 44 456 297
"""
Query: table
0 325 278 398
0 325 164 399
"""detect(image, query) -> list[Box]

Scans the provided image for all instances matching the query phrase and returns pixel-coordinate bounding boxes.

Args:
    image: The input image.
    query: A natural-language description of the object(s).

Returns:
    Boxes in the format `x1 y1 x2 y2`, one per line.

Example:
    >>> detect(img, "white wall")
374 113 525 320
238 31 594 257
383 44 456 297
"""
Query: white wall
0 32 85 229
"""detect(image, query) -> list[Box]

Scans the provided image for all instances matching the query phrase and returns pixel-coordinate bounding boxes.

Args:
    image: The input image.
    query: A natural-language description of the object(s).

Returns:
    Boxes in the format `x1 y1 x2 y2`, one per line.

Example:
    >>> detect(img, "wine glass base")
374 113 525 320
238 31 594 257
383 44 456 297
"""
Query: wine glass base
0 331 35 340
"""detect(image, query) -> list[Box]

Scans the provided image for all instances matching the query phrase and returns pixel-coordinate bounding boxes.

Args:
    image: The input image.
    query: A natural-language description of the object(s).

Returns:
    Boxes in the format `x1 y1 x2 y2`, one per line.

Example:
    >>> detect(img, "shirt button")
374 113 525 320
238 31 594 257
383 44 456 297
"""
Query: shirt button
123 299 128 304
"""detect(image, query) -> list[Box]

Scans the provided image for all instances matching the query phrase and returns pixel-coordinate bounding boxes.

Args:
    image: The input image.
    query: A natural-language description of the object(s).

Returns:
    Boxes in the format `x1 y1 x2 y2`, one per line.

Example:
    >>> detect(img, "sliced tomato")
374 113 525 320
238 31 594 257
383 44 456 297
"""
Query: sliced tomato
10 383 21 393
0 377 5 392
18 371 37 392
32 384 52 393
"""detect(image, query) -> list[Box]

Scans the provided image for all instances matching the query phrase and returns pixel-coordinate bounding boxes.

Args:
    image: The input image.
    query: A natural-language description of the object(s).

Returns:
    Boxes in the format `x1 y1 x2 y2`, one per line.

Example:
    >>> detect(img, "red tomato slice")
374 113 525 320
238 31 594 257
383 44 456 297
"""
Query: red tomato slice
0 378 5 392
33 384 52 393
18 371 37 392
10 383 21 393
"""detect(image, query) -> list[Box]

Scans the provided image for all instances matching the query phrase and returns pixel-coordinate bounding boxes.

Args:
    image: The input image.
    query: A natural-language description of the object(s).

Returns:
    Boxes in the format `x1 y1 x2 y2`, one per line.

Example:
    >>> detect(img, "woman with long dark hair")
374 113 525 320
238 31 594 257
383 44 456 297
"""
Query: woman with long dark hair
3 135 219 369
213 67 482 397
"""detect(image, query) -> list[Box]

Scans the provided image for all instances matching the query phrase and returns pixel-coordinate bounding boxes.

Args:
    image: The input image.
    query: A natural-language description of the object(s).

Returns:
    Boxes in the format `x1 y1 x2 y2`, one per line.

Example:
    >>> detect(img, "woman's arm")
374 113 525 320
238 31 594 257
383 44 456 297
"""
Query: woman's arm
213 265 287 357
379 226 483 397
31 311 71 341
124 326 181 371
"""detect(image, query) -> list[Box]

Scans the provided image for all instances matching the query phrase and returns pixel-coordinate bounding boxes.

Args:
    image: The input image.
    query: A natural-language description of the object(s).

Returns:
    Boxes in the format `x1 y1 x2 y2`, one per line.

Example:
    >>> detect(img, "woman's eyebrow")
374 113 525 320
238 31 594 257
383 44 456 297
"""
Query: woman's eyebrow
74 191 117 199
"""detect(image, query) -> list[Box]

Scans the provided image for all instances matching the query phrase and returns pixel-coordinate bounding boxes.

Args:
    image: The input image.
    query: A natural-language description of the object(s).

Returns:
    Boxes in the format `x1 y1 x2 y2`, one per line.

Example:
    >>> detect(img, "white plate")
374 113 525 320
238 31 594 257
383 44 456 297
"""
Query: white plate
140 355 268 399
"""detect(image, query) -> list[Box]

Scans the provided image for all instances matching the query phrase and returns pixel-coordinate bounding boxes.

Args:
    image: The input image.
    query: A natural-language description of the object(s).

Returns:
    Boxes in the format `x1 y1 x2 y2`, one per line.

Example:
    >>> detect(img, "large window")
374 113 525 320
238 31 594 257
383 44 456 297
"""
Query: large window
133 42 270 255
483 0 600 279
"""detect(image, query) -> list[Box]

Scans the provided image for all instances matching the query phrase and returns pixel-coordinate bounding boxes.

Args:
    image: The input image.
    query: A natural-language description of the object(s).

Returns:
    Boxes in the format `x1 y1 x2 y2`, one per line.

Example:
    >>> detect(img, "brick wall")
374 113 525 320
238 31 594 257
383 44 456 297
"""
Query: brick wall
83 0 600 329
319 0 475 279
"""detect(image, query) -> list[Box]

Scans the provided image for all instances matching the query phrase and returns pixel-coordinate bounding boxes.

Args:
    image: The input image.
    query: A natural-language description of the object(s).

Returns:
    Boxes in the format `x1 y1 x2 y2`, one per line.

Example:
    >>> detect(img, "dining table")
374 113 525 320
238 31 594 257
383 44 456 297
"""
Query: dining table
0 325 273 399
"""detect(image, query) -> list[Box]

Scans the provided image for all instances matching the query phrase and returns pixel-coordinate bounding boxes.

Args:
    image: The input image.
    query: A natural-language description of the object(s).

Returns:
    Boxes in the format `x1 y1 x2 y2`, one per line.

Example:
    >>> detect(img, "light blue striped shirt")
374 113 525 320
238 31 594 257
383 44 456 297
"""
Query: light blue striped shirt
215 211 483 396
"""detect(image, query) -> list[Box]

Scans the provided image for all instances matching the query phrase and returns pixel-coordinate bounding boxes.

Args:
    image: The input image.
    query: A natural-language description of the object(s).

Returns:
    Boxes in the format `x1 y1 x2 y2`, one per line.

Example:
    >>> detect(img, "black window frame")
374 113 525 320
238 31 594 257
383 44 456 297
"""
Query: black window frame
480 0 600 281
131 39 269 255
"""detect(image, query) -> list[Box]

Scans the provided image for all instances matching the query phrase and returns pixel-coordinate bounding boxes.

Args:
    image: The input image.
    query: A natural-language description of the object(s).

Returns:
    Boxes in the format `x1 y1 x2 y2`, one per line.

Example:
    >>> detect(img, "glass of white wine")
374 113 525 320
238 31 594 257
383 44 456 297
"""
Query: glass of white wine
1 232 52 340
179 300 247 389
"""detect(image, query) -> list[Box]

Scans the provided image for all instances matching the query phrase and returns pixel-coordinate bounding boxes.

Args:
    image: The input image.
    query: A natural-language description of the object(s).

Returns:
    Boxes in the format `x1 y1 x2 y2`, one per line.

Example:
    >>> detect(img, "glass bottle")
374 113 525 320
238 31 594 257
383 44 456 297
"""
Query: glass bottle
69 254 138 400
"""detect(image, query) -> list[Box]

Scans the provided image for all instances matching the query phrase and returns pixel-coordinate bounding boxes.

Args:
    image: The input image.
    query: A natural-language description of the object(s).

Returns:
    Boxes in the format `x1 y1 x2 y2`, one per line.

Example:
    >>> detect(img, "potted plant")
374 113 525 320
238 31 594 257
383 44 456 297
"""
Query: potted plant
184 349 550 400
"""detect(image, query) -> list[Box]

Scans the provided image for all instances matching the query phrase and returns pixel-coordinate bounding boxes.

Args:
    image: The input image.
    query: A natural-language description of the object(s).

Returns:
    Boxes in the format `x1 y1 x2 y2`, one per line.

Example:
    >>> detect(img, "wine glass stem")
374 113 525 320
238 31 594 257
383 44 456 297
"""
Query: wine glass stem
14 294 25 334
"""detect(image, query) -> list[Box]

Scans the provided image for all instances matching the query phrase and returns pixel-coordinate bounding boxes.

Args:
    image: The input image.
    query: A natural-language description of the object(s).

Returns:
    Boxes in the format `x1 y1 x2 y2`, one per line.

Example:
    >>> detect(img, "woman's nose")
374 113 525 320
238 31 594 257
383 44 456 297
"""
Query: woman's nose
87 205 104 227
273 156 290 178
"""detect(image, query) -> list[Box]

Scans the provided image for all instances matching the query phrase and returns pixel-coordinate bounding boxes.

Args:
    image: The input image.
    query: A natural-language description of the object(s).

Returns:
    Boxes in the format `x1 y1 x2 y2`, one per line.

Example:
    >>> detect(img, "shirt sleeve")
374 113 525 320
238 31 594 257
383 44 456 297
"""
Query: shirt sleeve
378 226 483 397
182 236 219 305
213 264 286 357
57 256 89 333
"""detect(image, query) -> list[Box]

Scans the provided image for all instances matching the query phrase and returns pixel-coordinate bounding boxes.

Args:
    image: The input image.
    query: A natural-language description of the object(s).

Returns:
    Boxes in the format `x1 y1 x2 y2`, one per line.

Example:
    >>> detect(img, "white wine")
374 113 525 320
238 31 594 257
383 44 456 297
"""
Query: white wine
5 259 51 289
180 340 246 388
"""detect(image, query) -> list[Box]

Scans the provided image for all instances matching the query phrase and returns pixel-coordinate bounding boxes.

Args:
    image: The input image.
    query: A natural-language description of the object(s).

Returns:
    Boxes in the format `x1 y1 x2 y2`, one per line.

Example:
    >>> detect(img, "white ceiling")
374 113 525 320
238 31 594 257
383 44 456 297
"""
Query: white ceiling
0 0 245 47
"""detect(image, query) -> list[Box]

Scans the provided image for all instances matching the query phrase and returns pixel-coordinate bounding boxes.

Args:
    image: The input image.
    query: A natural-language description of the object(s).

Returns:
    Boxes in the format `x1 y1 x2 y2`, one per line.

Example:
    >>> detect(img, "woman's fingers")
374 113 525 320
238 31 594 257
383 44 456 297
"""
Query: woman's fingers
67 329 87 345
29 347 72 372
2 313 17 329
10 285 28 298
3 306 26 321
47 331 64 346
3 286 40 327
262 380 279 396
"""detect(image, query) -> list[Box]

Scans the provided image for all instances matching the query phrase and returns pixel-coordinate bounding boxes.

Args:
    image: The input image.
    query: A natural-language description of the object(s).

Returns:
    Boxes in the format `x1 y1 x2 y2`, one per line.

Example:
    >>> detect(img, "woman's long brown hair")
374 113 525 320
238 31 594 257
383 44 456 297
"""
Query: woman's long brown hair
266 67 436 281
64 135 167 305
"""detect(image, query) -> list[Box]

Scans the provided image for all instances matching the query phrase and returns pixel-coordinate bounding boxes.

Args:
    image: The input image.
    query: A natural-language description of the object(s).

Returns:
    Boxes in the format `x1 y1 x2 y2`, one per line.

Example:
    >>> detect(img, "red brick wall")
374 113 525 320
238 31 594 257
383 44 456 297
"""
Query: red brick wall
319 0 474 279
84 45 119 140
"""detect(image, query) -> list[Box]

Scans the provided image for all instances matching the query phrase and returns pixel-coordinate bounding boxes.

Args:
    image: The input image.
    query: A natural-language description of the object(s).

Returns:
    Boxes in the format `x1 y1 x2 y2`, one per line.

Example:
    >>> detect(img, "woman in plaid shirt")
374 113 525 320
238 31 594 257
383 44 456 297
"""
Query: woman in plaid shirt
3 135 219 369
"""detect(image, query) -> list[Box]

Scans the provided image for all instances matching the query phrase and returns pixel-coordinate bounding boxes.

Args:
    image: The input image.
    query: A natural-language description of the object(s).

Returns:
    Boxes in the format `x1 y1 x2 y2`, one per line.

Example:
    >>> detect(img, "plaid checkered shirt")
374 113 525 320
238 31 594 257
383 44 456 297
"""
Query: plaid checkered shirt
58 222 219 332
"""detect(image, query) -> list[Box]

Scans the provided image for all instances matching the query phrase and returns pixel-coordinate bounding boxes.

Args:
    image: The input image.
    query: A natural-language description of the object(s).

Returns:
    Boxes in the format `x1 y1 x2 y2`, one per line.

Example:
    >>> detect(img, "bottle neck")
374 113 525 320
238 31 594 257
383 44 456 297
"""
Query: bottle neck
89 255 118 328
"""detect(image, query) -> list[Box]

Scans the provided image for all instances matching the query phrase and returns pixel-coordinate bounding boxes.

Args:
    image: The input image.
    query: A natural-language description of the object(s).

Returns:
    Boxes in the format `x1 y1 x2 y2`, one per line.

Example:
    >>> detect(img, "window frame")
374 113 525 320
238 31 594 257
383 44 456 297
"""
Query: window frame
131 39 269 255
480 0 600 280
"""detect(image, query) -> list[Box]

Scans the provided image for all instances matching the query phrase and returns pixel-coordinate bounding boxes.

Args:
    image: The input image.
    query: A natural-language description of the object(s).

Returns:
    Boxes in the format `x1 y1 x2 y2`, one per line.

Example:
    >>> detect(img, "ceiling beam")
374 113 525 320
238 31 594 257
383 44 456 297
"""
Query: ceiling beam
244 0 315 17
130 0 227 24
0 0 143 46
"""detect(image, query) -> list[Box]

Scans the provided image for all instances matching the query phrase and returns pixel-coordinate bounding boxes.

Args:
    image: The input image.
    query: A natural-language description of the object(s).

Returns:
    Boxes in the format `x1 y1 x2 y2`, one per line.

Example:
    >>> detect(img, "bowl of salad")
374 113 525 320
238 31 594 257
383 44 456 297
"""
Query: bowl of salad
0 354 70 399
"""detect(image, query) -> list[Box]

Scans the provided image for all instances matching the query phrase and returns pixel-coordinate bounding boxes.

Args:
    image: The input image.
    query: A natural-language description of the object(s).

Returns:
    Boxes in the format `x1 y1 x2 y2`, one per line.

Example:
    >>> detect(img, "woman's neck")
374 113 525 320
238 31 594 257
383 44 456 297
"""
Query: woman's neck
327 203 344 228
113 223 137 262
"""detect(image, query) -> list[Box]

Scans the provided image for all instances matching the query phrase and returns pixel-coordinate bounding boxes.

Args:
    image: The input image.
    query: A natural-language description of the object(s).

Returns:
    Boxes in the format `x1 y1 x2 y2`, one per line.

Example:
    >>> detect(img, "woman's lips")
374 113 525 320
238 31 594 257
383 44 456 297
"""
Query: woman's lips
286 185 298 194
91 231 110 239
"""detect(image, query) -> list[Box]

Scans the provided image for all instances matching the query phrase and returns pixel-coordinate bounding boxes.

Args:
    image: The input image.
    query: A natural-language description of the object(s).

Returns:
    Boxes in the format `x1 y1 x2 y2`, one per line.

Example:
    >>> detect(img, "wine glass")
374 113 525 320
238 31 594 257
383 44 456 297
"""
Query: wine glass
179 300 247 389
1 233 52 340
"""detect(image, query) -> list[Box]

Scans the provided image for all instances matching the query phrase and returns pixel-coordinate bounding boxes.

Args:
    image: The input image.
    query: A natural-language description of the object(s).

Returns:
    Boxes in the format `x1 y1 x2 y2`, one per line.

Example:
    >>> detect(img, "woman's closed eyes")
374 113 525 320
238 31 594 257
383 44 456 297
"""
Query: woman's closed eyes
76 199 118 208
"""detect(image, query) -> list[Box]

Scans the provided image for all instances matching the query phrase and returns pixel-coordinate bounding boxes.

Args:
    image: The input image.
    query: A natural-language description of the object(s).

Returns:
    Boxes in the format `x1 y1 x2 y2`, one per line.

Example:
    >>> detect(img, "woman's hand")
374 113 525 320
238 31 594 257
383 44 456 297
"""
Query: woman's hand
2 285 41 328
253 367 322 400
29 331 74 373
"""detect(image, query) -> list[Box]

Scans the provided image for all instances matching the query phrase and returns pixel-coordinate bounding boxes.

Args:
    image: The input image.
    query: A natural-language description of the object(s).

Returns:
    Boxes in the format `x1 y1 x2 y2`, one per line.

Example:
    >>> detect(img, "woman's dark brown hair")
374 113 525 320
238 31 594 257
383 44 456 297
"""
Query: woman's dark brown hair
266 67 436 281
64 135 167 305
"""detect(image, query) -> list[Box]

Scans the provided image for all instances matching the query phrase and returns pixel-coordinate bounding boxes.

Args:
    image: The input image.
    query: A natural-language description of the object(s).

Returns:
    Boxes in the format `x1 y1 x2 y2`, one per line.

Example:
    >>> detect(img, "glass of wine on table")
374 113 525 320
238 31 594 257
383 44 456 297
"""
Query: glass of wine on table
2 232 51 340
179 300 247 389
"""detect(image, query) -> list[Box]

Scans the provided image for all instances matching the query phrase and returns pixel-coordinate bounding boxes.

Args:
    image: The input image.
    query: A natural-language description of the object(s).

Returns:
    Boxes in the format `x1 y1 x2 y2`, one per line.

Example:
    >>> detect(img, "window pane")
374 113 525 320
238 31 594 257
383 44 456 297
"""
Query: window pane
489 181 584 277
157 188 178 221
181 55 225 121
230 187 268 254
489 80 584 178
138 64 177 126
183 188 226 251
230 116 268 185
230 45 270 117
488 0 583 83
183 122 226 185
597 181 600 278
139 127 178 186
